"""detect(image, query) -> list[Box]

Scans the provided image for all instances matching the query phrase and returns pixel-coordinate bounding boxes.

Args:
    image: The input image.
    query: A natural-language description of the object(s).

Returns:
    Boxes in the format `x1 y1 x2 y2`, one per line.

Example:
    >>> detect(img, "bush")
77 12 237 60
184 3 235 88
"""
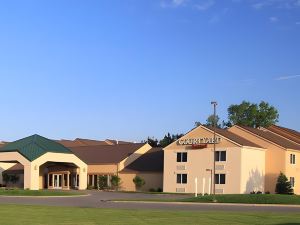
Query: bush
275 172 293 194
265 191 270 194
133 176 145 190
87 185 94 190
97 175 108 190
250 191 256 194
110 175 121 190
256 191 262 194
149 188 156 192
156 187 163 192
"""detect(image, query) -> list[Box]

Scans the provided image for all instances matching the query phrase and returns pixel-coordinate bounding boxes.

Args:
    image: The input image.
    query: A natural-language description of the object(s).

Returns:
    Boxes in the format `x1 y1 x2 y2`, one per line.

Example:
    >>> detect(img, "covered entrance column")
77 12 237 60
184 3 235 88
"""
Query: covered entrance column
78 167 87 190
23 163 40 190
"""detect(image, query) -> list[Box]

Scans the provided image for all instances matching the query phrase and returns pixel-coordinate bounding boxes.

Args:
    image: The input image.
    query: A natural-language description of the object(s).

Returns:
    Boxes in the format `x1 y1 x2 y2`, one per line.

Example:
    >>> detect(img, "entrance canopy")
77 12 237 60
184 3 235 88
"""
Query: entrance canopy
0 134 87 190
0 134 73 161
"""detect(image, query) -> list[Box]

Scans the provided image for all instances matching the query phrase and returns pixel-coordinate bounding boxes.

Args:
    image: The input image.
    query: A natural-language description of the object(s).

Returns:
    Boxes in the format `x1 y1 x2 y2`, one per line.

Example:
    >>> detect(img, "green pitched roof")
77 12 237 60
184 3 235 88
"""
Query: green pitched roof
0 134 73 161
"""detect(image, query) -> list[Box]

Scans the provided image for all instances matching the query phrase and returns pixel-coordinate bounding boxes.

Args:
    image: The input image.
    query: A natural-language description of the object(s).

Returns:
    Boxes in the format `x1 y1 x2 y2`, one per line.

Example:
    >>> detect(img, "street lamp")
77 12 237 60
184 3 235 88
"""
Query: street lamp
211 101 217 196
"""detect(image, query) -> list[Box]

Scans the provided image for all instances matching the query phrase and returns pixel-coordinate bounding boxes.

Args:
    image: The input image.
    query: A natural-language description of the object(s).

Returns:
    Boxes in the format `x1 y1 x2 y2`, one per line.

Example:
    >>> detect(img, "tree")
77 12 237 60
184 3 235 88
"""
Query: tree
205 114 221 128
133 176 145 190
227 101 279 128
146 137 159 147
159 133 183 148
275 172 293 194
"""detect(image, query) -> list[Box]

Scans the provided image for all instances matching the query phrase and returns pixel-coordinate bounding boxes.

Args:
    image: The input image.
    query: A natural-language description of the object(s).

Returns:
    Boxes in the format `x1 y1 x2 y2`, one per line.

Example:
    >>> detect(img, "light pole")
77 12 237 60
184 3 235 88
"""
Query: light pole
211 101 217 196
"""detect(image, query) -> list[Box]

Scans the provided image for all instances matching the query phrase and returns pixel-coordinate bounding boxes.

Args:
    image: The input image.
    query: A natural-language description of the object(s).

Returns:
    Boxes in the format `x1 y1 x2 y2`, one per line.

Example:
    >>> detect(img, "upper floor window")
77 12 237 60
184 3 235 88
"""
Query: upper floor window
215 151 226 162
215 174 226 184
290 154 296 164
177 174 187 184
177 152 187 162
290 177 295 188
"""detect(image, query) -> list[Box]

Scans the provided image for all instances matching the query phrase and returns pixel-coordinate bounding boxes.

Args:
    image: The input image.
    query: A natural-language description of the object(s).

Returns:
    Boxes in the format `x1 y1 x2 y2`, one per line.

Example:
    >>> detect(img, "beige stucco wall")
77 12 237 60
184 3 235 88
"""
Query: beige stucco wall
240 147 265 193
229 126 286 193
163 125 252 194
119 172 163 191
285 150 300 194
87 164 118 174
164 146 245 194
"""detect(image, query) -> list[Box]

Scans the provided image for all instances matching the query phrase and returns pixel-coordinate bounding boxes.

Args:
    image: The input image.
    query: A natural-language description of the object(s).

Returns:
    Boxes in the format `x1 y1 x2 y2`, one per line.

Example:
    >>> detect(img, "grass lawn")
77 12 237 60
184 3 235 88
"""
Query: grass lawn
115 194 300 205
0 189 83 196
182 194 300 205
0 204 299 225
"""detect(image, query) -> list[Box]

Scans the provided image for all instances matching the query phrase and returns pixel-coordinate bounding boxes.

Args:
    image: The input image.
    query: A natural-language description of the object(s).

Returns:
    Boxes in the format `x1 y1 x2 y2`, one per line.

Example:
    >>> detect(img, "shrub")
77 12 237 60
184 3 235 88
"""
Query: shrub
256 191 262 194
149 188 156 192
156 187 163 192
97 175 108 190
265 191 270 194
133 176 145 190
110 175 121 190
275 172 293 194
250 191 256 194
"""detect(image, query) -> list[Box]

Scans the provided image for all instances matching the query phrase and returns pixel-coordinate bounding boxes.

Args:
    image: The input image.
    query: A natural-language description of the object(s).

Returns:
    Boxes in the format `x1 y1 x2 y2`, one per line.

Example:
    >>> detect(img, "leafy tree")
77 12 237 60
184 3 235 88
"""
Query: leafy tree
227 101 279 128
275 172 293 194
205 114 221 128
146 137 159 147
159 133 183 147
133 176 145 190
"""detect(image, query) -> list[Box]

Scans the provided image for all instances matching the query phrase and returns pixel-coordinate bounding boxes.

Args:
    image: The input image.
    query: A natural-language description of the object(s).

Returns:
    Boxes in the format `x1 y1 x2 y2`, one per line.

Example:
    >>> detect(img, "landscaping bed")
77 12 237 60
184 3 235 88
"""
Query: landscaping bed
0 189 83 196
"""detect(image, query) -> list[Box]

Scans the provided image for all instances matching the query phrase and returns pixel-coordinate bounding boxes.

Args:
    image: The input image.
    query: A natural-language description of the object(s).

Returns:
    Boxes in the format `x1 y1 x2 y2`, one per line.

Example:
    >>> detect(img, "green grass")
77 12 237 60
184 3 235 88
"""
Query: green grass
114 194 300 205
0 189 83 196
182 194 300 205
0 204 299 225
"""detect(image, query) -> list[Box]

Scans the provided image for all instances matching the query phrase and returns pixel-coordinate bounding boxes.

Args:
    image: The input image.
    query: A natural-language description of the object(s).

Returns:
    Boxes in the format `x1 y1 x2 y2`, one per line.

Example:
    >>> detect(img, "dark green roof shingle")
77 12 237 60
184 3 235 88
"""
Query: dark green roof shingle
0 134 72 161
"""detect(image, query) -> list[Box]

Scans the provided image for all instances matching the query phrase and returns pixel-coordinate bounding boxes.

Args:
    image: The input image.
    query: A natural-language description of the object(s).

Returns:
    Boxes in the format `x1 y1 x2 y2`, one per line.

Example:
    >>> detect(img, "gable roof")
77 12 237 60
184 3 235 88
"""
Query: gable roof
237 126 300 150
69 143 146 164
121 147 163 173
266 125 300 144
0 134 73 161
203 126 263 148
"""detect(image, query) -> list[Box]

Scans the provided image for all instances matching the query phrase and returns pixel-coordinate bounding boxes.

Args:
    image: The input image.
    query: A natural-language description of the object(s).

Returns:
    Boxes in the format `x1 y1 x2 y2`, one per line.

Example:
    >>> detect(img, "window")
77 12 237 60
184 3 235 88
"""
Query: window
176 174 187 184
215 151 226 162
290 177 295 188
177 152 187 162
215 174 226 184
290 154 296 164
64 174 68 187
49 174 53 186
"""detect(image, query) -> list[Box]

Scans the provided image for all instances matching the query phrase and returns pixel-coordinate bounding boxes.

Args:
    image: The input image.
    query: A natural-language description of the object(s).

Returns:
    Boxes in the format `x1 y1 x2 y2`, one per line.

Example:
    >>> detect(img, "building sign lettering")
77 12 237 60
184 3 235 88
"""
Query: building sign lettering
177 137 221 145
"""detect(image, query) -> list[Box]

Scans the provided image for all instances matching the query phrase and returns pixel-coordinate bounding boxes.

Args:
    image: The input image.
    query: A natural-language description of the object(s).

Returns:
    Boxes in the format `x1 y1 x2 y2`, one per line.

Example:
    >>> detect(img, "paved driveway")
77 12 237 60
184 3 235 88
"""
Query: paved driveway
1 190 300 212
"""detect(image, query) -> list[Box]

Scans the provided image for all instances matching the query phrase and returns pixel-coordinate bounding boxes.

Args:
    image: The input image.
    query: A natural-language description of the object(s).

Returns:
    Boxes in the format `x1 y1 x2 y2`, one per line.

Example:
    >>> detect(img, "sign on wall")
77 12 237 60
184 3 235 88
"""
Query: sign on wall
177 137 221 145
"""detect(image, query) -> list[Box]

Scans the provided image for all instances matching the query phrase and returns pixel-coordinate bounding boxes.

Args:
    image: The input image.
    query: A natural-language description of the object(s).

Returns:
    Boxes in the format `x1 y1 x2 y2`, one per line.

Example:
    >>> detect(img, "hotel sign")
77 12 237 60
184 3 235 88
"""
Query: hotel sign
178 137 221 145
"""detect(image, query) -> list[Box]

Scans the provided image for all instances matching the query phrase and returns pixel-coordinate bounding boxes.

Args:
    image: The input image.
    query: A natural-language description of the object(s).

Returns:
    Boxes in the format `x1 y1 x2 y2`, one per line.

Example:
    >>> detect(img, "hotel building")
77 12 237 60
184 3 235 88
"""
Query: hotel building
0 135 163 191
0 124 299 194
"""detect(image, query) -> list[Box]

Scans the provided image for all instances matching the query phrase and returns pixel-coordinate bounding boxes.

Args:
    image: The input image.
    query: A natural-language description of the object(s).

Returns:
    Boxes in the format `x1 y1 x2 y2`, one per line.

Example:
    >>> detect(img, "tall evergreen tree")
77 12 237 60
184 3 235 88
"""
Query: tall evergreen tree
275 172 293 194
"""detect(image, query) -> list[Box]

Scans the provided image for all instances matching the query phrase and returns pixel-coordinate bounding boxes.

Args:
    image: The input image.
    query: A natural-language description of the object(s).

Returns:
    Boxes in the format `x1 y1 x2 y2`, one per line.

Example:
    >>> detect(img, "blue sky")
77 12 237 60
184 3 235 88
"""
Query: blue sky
0 0 299 142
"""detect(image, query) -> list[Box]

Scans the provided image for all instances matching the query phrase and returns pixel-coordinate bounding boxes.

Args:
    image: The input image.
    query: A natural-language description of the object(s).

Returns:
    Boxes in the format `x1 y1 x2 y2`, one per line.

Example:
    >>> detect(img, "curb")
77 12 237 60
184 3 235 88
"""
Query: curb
0 194 90 198
112 200 300 208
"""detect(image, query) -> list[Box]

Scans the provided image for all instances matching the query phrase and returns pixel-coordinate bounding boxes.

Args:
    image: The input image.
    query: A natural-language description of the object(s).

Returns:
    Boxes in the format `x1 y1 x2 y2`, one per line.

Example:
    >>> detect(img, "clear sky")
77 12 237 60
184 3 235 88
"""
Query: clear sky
0 0 299 142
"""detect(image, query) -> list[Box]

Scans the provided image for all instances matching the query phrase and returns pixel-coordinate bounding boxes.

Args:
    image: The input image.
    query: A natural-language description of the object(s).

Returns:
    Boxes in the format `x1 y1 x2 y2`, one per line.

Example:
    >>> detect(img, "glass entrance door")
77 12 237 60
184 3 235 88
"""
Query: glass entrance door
53 174 62 189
